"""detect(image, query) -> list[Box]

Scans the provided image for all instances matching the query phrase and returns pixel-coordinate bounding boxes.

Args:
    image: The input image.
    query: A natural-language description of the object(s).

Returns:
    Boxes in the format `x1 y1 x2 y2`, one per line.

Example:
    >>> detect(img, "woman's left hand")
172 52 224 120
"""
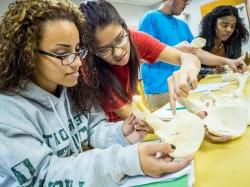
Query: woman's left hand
122 115 150 144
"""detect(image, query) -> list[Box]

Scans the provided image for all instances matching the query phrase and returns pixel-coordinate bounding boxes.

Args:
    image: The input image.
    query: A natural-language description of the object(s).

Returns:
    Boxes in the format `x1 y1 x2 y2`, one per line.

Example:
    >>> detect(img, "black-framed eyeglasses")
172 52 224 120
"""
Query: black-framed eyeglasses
94 30 129 58
38 48 88 66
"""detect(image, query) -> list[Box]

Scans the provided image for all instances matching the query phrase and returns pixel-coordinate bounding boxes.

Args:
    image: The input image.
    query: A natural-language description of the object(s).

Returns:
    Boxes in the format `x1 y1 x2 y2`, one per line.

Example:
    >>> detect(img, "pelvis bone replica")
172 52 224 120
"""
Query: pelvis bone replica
132 95 205 157
198 92 248 138
192 72 250 138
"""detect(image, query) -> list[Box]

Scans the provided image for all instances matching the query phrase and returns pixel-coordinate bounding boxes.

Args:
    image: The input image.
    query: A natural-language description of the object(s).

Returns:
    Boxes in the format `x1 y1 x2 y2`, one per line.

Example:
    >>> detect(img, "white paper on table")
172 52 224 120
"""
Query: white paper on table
152 102 185 120
191 82 229 93
120 161 195 187
188 161 195 187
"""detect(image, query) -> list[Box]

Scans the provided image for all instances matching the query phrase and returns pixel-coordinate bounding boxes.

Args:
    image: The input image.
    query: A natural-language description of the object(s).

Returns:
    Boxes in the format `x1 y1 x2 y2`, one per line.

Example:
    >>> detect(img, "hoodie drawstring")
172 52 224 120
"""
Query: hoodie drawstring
47 96 82 155
65 95 83 152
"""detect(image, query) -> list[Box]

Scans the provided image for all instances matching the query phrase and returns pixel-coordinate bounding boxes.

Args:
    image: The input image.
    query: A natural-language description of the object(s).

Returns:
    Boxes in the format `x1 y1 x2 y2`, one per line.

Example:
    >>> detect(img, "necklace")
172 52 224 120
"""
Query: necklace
215 42 223 49
214 42 224 53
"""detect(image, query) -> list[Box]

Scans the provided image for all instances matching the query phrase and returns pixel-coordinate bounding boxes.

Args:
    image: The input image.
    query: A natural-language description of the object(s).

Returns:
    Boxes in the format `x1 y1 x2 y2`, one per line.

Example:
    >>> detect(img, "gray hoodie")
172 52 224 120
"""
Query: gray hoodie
0 82 143 187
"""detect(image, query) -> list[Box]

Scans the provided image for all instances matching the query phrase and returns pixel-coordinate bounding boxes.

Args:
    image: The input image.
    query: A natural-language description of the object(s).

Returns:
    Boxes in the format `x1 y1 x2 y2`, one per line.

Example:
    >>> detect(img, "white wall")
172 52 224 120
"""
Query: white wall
73 0 150 28
111 2 150 28
177 0 213 36
0 0 149 29
236 4 250 51
0 0 12 16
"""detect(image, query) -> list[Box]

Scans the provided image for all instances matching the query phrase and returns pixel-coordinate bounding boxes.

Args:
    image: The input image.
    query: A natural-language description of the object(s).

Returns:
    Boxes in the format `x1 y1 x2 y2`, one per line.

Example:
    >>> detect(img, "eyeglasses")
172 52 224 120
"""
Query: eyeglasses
95 31 129 58
38 48 88 66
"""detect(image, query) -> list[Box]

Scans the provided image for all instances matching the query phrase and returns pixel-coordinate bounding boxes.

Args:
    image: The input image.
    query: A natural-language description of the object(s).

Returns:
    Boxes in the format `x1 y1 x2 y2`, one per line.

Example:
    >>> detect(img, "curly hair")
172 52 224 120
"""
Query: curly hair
199 5 249 59
0 0 99 113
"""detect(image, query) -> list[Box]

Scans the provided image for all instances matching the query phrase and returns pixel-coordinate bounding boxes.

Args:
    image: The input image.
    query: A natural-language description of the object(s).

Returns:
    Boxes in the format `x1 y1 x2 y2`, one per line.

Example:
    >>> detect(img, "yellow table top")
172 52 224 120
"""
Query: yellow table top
192 73 250 187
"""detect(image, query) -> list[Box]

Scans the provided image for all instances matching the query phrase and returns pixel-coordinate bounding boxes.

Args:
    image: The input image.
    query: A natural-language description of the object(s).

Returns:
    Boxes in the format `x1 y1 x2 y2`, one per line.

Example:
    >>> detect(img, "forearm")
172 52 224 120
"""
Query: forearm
45 145 141 186
88 111 130 148
195 49 227 66
179 52 201 73
158 46 201 71
158 46 185 65
0 124 142 186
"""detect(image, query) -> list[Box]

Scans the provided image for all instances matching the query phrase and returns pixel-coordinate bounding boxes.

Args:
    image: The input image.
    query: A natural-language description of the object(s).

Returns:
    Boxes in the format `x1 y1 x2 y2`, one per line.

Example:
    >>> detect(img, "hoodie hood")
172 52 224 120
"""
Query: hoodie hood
2 81 85 155
17 82 67 110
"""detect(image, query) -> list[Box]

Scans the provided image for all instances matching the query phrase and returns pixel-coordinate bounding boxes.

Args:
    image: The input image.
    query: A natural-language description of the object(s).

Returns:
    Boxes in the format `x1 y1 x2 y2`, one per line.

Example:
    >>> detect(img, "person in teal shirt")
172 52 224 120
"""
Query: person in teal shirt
139 1 194 110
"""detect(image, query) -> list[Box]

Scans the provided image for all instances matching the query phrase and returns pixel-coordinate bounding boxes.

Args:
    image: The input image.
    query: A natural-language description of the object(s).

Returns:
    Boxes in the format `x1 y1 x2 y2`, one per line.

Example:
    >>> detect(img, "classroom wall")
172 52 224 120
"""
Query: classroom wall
1 0 149 29
110 2 150 28
0 0 12 16
73 0 150 28
1 0 249 51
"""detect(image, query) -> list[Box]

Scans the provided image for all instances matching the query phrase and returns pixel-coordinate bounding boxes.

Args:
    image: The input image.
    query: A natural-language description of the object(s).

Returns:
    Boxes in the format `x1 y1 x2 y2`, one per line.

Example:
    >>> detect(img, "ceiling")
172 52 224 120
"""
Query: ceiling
108 0 162 6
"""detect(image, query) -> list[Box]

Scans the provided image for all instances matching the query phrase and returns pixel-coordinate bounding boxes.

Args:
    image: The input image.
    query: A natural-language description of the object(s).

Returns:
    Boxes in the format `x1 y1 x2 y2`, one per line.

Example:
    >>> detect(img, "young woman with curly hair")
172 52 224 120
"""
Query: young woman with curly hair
199 5 249 76
0 0 193 186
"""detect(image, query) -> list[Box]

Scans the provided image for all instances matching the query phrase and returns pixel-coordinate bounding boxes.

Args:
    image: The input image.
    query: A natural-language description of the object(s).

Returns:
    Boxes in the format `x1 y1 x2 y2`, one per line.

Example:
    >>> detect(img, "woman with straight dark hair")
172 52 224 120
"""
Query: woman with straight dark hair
80 0 201 122
199 5 249 76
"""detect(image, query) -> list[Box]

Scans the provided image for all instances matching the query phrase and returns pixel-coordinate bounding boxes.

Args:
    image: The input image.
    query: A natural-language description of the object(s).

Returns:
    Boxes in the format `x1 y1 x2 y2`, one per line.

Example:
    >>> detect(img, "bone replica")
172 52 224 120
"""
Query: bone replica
222 72 250 97
191 37 206 48
188 76 249 138
174 71 250 138
221 71 250 125
132 95 205 157
170 93 248 139
151 71 250 138
199 92 248 138
152 101 189 122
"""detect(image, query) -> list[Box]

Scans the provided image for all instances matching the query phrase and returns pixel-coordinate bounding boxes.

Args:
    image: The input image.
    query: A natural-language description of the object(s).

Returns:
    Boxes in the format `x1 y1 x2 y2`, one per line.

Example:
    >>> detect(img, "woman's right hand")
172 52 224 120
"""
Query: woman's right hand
138 142 193 178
